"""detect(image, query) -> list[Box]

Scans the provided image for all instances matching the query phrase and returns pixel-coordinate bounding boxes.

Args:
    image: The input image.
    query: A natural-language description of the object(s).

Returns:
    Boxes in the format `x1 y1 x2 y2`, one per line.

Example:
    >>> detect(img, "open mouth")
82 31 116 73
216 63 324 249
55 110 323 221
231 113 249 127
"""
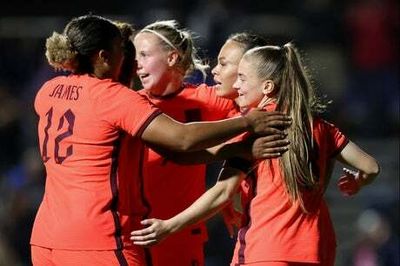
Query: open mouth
139 73 150 80
213 79 221 85
213 81 222 89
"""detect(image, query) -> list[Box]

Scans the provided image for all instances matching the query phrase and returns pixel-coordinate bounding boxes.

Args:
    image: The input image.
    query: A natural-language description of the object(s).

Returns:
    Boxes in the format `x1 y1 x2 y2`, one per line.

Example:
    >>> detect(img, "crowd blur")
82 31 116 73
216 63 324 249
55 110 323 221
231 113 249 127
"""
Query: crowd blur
0 0 398 265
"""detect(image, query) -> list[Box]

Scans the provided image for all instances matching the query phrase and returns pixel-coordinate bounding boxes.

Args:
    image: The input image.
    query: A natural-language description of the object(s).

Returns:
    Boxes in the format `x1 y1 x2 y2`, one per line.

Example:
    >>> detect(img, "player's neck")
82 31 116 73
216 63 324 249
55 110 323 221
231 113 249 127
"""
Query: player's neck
148 83 185 99
148 77 184 98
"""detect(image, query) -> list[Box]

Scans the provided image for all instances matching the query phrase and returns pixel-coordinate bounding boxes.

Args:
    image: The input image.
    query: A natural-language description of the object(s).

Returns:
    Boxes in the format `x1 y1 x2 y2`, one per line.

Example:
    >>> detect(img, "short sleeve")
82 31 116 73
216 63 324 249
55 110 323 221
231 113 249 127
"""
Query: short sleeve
316 118 349 158
93 82 162 137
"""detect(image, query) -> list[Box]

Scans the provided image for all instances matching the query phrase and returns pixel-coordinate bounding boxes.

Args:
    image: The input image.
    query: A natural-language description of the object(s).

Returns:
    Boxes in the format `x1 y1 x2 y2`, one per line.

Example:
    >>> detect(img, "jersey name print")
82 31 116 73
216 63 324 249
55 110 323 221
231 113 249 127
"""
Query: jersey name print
49 83 82 100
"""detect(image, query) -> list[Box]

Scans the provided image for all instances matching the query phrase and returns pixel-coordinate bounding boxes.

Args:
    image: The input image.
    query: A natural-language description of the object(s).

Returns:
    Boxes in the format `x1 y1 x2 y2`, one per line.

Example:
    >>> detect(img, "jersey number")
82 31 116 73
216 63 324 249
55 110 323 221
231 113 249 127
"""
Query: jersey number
41 107 75 164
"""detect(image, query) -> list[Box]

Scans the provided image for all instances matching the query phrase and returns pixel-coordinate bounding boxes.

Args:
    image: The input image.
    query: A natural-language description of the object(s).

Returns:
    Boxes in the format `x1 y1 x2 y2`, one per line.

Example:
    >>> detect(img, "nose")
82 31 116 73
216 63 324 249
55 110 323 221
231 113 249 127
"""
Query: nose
211 65 218 76
232 78 240 91
135 59 142 70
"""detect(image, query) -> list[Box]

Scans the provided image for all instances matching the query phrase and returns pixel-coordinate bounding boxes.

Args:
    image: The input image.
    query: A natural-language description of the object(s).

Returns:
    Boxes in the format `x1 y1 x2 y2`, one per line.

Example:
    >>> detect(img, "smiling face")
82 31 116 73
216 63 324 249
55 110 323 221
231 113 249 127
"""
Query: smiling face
133 32 175 93
233 57 266 110
211 40 245 100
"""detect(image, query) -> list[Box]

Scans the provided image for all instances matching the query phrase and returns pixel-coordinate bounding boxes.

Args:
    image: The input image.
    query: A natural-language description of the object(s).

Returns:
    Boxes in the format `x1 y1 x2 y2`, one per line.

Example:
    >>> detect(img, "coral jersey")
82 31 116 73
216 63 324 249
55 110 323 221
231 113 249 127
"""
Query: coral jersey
138 84 236 241
231 104 349 265
31 74 161 250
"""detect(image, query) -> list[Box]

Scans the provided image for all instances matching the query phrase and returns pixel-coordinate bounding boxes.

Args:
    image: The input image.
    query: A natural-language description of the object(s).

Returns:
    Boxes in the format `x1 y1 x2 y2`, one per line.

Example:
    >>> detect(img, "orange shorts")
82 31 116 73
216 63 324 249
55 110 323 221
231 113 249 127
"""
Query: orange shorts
31 245 146 266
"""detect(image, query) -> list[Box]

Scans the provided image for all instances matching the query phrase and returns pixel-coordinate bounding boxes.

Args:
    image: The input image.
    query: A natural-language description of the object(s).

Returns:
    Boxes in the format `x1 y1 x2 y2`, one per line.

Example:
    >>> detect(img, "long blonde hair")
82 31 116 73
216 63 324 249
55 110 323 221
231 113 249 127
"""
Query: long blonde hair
244 43 327 211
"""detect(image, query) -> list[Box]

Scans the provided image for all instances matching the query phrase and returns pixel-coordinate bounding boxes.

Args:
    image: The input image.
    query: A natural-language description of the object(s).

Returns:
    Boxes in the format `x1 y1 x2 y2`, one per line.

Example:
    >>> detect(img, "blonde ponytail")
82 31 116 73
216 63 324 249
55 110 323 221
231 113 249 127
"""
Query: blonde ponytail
245 43 324 212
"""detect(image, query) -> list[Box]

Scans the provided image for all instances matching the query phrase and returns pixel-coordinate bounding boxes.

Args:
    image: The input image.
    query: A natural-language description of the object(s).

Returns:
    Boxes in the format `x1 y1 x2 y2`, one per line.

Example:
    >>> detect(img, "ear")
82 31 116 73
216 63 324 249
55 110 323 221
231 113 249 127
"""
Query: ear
98 49 110 64
167 50 180 67
262 80 275 96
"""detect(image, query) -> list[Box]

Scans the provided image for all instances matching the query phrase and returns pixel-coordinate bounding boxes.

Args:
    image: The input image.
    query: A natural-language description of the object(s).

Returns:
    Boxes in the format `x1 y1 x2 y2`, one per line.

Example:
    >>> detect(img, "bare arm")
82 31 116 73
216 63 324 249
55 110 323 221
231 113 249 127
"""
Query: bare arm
336 141 380 195
147 133 289 165
130 167 244 246
140 110 291 152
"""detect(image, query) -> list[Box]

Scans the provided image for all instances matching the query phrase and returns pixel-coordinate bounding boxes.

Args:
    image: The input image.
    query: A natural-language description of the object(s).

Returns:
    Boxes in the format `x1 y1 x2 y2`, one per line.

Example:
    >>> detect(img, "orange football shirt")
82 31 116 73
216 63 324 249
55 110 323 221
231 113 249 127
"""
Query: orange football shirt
31 74 161 250
138 83 236 246
230 104 349 265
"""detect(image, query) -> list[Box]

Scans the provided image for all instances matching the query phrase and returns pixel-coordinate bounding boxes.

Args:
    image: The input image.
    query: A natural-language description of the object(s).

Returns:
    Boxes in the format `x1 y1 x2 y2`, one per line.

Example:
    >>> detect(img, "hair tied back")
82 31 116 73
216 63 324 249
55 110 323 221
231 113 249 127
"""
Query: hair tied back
45 31 78 72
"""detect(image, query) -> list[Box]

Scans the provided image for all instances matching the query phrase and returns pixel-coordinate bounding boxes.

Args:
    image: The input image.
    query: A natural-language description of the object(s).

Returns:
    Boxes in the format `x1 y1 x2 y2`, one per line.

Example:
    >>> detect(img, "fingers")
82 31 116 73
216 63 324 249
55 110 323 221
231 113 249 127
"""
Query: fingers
337 175 352 184
141 218 155 226
262 112 292 123
130 233 155 242
130 228 159 246
130 227 153 236
256 134 288 144
337 176 356 187
264 115 292 125
252 135 290 159
130 219 155 236
258 148 288 158
337 180 352 188
259 140 290 150
258 119 291 132
130 218 168 247
258 127 286 135
132 239 158 246
337 174 359 196
245 110 292 134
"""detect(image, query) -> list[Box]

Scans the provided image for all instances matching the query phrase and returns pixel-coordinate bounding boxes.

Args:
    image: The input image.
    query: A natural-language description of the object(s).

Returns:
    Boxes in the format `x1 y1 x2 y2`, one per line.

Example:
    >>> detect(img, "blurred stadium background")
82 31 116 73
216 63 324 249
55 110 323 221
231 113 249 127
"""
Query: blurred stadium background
0 0 398 265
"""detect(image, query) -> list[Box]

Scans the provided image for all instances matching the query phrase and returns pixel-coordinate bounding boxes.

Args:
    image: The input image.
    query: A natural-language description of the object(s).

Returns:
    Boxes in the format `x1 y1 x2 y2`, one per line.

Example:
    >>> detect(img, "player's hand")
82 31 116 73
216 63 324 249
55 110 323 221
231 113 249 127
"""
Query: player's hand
221 203 242 238
251 134 289 159
337 168 362 196
244 109 291 135
130 219 171 247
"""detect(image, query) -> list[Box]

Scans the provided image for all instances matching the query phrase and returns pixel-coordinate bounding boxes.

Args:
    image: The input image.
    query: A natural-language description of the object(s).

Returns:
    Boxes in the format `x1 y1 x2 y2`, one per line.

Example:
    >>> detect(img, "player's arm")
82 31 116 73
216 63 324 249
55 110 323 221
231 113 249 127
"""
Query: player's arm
130 166 244 246
336 141 380 196
146 133 289 164
141 110 291 152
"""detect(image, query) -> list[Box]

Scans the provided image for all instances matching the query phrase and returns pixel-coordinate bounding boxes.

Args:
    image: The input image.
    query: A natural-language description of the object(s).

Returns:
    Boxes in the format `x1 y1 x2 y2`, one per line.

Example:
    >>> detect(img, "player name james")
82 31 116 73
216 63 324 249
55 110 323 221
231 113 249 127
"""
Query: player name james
49 84 82 100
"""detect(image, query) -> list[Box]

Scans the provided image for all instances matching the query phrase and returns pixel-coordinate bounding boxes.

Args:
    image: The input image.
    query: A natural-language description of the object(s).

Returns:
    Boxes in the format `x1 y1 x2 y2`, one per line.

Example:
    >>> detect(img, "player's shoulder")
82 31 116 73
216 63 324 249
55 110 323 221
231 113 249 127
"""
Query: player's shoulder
192 83 213 93
87 77 136 99
42 74 106 88
41 74 69 87
137 88 148 97
313 117 337 131
188 83 220 99
312 116 346 145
